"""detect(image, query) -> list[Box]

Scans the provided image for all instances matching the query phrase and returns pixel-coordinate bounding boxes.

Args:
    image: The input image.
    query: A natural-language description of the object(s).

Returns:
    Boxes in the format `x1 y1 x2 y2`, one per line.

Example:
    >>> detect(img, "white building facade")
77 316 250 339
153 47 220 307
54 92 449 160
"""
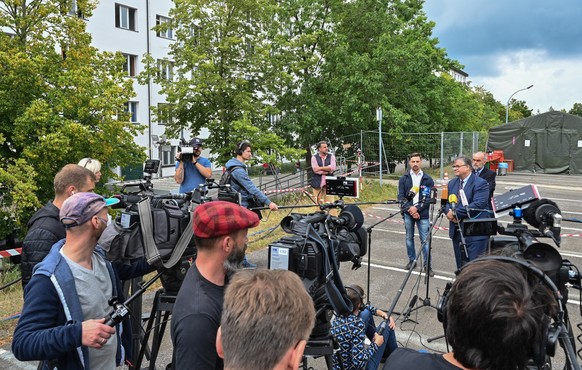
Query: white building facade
88 0 211 179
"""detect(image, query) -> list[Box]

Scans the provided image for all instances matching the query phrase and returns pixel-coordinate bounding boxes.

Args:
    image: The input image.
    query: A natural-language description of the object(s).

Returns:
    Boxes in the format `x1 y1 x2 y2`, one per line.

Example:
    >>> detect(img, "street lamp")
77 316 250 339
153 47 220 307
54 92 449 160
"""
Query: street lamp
505 84 533 124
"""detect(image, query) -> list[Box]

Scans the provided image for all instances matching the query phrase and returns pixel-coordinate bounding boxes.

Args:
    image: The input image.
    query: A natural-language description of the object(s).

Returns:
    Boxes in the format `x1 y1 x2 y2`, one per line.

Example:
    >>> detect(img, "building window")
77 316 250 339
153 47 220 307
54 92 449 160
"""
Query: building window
124 101 138 123
115 4 137 31
157 103 173 125
191 25 202 46
156 15 173 39
123 53 137 77
160 145 178 166
157 59 174 81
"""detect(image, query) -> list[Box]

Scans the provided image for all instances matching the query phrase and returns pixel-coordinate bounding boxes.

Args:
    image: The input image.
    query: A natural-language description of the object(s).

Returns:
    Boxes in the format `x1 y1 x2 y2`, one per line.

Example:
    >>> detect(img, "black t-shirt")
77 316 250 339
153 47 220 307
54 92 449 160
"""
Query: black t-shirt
171 263 227 370
383 348 463 370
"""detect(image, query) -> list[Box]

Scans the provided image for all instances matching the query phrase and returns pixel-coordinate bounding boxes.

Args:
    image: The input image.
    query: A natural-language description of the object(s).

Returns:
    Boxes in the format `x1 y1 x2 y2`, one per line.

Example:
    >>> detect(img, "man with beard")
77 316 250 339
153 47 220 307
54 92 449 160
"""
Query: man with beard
397 153 434 274
171 201 260 370
472 152 496 209
13 192 151 369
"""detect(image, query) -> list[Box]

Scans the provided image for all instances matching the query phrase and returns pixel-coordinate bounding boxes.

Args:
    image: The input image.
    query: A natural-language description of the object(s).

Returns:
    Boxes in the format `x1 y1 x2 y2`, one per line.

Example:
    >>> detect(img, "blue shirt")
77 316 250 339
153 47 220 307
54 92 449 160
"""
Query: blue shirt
331 313 379 370
175 157 212 193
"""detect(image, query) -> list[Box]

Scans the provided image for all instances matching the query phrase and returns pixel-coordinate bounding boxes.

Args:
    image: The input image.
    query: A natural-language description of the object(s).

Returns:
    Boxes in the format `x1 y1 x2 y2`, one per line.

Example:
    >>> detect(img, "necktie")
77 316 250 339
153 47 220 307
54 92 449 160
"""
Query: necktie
460 179 464 189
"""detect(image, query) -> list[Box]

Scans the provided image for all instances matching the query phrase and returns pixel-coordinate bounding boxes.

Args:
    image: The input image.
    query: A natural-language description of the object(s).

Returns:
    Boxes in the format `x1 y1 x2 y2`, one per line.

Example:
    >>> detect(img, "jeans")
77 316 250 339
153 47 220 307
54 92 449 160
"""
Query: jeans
403 214 430 267
359 308 398 369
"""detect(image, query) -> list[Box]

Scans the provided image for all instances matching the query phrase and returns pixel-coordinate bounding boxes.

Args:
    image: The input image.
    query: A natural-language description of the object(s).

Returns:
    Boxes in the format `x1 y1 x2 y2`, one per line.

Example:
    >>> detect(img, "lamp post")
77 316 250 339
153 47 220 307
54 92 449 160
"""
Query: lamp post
505 84 533 123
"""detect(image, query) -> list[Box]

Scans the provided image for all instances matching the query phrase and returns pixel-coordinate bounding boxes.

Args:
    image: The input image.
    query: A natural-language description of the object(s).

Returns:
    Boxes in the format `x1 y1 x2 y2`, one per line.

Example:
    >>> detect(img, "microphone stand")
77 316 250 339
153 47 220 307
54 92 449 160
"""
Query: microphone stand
408 196 441 315
453 206 470 266
365 207 402 304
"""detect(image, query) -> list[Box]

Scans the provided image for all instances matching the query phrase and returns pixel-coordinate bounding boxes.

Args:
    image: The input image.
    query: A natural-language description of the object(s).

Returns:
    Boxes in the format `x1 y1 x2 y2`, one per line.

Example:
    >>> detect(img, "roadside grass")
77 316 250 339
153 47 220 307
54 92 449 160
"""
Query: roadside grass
0 178 396 346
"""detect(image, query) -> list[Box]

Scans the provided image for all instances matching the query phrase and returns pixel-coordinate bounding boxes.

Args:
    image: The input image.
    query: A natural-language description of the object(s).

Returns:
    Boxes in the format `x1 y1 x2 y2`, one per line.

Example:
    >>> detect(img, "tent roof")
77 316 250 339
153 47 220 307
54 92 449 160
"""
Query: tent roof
490 111 582 132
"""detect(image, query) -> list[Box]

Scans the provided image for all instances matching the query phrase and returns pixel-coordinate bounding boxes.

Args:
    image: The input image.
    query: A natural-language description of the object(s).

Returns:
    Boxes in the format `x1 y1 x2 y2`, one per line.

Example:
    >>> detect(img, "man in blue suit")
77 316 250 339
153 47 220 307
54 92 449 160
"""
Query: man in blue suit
446 156 490 269
472 152 496 208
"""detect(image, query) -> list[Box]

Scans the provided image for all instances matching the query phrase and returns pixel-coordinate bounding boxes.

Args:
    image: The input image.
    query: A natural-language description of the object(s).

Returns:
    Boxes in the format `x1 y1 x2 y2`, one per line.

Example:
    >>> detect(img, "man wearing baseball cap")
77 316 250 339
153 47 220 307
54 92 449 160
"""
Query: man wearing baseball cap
171 201 260 370
13 192 151 370
175 137 212 193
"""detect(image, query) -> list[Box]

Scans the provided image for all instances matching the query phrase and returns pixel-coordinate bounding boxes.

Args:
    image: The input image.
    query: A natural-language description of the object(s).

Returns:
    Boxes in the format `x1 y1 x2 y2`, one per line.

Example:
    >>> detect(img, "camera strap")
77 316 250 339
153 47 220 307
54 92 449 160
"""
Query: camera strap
137 199 193 269
305 224 353 316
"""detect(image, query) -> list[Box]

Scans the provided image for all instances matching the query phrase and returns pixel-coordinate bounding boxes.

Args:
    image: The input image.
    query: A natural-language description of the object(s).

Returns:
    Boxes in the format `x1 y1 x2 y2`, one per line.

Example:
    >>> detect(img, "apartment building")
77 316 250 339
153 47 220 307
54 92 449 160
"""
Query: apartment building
88 0 211 179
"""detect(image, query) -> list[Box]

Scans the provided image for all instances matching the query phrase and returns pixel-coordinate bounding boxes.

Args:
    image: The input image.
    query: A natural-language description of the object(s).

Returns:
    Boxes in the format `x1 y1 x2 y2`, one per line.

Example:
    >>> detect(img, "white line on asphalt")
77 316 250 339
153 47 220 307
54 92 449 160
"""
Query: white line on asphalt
364 262 582 307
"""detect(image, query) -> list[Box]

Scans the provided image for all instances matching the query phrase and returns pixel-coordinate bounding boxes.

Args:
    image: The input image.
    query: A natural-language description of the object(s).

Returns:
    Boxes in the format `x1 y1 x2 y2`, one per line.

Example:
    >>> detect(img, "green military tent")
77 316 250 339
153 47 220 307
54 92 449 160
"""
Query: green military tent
487 111 582 174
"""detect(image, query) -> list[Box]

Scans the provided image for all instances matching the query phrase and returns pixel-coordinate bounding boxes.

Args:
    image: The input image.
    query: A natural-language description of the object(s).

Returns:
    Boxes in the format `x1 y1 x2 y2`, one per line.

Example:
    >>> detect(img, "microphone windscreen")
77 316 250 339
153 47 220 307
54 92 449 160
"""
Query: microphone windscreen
448 194 458 204
411 186 419 195
441 187 448 200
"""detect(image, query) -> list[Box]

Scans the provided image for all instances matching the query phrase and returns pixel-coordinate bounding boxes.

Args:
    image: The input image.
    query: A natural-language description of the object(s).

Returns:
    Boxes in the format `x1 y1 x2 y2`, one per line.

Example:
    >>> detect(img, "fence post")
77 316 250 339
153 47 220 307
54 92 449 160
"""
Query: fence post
440 132 444 179
377 108 383 185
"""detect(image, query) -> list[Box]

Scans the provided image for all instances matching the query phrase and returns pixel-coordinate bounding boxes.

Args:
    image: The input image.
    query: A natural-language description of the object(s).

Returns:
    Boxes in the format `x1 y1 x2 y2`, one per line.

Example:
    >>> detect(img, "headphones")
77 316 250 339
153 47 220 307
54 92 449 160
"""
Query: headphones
345 285 365 310
436 256 562 368
235 140 250 155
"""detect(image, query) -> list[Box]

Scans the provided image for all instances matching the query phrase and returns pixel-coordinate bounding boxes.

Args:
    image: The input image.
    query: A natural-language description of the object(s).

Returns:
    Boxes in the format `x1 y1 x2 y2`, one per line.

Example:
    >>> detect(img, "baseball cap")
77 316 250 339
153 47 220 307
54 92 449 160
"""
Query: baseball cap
193 201 260 238
190 137 203 149
60 192 120 228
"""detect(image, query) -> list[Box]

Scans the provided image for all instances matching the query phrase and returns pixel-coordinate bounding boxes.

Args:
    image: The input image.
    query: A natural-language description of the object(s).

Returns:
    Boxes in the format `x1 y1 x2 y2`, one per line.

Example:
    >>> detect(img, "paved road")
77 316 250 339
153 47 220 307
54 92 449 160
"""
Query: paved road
3 171 582 369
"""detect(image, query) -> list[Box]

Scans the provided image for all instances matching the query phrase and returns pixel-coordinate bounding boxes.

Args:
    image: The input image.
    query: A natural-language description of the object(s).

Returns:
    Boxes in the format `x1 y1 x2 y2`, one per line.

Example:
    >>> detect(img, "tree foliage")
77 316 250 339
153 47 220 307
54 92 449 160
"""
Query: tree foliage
0 0 145 238
569 102 582 117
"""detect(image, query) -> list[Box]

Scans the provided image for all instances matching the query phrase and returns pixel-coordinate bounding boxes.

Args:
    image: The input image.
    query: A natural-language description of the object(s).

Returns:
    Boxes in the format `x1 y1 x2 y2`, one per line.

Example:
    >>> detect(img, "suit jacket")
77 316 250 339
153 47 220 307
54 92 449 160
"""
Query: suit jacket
445 175 490 239
477 167 496 203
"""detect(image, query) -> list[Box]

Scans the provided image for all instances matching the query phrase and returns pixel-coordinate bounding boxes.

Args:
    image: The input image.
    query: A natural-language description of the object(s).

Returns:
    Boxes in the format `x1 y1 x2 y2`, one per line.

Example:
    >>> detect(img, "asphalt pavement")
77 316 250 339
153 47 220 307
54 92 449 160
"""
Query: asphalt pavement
3 171 582 370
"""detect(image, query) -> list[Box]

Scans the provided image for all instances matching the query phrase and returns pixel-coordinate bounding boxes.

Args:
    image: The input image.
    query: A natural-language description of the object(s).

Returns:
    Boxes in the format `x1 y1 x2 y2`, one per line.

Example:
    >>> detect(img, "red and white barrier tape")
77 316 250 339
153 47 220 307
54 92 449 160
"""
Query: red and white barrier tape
264 186 311 195
0 248 22 259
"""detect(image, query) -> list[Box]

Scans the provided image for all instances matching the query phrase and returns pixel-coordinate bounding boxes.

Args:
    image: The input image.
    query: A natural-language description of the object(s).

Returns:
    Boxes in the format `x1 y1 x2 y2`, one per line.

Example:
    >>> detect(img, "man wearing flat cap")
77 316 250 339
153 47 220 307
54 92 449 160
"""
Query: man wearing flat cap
171 201 260 370
13 192 152 370
175 137 212 193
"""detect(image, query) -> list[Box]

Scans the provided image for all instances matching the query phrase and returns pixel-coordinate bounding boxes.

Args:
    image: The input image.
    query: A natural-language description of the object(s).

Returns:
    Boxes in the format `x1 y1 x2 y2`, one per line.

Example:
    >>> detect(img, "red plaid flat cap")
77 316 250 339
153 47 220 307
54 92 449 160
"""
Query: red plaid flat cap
193 201 260 238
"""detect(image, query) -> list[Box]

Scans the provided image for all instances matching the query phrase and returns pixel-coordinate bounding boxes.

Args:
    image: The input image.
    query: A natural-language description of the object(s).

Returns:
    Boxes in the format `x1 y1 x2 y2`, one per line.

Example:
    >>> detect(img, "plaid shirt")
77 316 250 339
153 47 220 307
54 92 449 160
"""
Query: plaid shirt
331 313 379 370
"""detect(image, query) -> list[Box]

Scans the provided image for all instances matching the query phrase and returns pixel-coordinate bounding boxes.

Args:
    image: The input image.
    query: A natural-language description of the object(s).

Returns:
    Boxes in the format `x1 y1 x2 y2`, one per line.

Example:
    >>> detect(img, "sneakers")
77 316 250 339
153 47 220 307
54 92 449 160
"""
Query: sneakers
423 266 435 277
404 261 417 270
242 259 257 269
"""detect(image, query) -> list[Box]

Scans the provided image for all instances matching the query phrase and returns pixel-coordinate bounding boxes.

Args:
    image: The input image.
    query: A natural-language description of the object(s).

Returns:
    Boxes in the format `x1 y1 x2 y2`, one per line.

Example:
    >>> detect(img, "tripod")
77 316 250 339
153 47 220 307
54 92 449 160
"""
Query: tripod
407 195 444 315
365 205 402 303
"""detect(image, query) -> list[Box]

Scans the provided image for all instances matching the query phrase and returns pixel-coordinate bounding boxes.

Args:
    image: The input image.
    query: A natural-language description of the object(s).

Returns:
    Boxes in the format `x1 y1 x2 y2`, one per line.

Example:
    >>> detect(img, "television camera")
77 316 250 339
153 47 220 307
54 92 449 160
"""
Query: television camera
462 196 582 369
268 203 367 338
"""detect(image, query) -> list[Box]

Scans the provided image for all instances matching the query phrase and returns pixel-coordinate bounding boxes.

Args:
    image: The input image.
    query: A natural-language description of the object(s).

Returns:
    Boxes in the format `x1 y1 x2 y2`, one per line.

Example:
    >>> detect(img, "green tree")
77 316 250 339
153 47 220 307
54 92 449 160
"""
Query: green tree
569 102 582 117
148 0 301 165
0 0 145 238
507 99 533 122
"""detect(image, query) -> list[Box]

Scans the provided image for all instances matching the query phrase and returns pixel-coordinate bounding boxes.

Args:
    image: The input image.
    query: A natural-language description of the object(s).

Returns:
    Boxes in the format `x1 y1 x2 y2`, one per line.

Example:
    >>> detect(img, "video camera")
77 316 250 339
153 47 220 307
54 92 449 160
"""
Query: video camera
463 197 575 297
267 203 367 338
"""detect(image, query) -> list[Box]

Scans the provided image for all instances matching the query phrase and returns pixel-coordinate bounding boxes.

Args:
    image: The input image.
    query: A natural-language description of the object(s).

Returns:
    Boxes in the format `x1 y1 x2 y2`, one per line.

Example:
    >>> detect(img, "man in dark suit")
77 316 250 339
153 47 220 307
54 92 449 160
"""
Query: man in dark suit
445 156 490 269
472 151 496 208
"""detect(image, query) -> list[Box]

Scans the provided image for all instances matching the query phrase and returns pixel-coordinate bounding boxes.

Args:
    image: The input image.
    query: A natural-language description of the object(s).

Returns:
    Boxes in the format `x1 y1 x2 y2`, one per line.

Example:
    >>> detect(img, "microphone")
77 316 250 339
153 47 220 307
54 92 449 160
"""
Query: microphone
418 186 434 208
405 186 419 202
377 320 387 335
402 294 418 319
440 187 448 208
448 194 458 212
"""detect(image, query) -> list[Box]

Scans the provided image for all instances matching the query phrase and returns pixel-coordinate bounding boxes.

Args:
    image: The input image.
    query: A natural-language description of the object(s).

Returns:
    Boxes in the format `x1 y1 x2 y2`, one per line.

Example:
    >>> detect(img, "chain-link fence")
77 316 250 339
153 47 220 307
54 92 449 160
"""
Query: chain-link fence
333 131 488 179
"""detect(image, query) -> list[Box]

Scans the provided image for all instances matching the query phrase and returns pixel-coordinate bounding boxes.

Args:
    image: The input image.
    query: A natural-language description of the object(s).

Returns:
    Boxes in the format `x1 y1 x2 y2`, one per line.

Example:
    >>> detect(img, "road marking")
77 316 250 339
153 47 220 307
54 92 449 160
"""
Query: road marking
365 262 582 307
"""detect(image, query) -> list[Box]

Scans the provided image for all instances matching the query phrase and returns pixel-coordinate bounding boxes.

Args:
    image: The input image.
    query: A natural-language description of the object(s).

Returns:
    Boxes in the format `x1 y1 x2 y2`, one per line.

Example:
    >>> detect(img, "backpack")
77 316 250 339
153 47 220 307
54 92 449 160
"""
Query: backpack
218 165 245 187
217 165 263 220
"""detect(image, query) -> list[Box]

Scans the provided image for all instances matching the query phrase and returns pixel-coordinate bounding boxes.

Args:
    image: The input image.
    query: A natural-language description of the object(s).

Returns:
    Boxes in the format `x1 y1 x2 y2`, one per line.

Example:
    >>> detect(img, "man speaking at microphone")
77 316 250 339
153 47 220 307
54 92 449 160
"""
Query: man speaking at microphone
446 156 490 269
397 153 434 274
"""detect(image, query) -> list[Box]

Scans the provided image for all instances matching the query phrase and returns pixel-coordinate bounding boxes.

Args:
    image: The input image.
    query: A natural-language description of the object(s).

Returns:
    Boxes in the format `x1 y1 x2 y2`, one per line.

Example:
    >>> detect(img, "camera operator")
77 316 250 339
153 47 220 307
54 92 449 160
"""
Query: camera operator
446 156 490 269
216 269 316 370
383 258 555 370
13 193 151 370
175 137 212 193
225 140 278 268
331 283 398 370
171 201 260 370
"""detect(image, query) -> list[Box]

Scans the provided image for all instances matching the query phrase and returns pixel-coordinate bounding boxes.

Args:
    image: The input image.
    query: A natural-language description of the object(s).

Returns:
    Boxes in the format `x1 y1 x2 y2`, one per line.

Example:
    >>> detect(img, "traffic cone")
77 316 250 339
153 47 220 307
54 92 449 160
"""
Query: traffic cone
443 171 449 182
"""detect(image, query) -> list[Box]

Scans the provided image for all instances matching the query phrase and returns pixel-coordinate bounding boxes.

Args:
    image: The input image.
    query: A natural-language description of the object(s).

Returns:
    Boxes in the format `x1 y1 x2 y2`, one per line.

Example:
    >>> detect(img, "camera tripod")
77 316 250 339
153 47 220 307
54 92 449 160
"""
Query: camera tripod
404 196 445 319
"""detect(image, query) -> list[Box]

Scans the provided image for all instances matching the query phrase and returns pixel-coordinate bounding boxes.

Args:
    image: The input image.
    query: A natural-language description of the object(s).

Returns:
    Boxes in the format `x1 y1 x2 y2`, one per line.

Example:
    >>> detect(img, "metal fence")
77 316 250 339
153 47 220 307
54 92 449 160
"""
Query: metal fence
333 131 488 180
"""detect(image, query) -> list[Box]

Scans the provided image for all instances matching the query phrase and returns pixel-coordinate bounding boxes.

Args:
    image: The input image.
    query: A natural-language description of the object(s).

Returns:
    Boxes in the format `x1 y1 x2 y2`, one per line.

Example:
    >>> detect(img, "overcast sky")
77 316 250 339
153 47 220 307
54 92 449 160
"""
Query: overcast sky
423 0 582 113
